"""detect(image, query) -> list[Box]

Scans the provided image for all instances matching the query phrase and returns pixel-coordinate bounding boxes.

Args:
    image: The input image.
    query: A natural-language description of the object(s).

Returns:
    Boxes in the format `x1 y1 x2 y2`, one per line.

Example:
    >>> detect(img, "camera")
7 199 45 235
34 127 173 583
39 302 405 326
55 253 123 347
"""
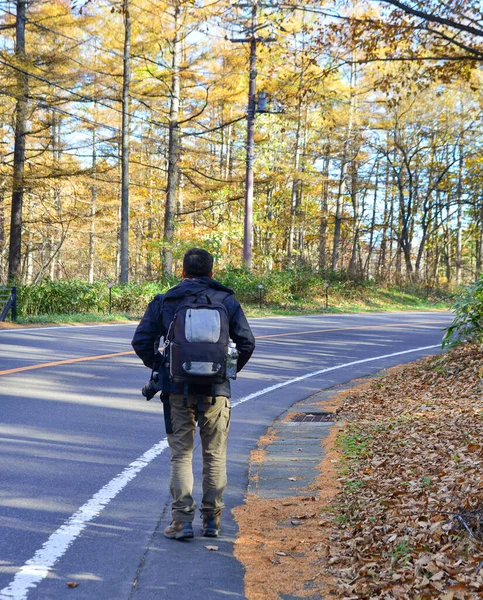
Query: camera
142 372 161 401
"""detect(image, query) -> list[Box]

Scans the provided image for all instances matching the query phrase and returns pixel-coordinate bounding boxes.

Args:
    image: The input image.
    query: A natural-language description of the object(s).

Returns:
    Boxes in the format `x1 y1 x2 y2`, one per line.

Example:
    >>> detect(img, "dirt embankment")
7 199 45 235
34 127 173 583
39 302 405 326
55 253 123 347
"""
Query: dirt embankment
234 345 483 599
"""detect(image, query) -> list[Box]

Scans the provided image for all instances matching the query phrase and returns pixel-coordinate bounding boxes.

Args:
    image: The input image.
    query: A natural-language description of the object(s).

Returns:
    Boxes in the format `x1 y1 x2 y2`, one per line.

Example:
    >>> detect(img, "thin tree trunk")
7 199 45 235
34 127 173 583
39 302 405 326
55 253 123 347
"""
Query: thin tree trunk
8 0 27 282
365 164 379 278
116 202 121 282
348 157 360 278
332 58 356 271
163 0 181 276
477 195 483 279
120 0 131 283
242 1 257 270
224 107 233 180
0 185 5 279
288 97 302 263
89 127 97 284
318 150 330 271
445 196 451 284
52 112 62 280
331 155 346 271
26 237 33 283
455 145 463 285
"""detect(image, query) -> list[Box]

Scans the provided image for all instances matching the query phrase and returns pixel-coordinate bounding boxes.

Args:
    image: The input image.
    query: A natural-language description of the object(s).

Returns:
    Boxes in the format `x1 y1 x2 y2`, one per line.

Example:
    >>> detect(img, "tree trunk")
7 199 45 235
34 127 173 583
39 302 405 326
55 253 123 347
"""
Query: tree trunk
444 196 451 284
318 150 330 271
477 195 483 279
332 58 356 271
224 107 233 180
163 0 181 276
0 185 5 279
455 201 462 285
455 145 463 286
8 0 28 282
52 112 62 280
120 0 131 283
348 157 360 278
331 156 346 271
288 97 303 263
89 128 97 284
242 2 257 270
365 164 379 278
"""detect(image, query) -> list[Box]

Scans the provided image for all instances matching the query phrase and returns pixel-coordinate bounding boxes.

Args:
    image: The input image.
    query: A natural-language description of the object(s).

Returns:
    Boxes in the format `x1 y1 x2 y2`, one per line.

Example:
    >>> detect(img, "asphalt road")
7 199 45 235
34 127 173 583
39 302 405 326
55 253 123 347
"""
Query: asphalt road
0 311 453 600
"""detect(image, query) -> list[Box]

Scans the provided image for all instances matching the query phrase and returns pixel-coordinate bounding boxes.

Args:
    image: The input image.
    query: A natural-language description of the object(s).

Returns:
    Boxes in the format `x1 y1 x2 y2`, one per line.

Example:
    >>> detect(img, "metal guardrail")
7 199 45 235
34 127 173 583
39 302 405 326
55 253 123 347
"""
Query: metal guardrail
0 286 17 322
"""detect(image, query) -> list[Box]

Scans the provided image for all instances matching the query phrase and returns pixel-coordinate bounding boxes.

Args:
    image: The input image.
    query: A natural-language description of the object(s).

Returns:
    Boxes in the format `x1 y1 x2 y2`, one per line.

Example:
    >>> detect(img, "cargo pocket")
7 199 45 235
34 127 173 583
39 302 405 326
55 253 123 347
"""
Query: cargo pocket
223 398 231 434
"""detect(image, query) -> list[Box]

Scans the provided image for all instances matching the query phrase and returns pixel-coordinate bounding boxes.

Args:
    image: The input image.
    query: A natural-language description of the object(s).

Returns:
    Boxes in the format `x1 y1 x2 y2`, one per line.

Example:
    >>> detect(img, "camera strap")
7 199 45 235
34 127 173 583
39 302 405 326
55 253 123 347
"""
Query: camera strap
160 367 173 434
160 392 173 435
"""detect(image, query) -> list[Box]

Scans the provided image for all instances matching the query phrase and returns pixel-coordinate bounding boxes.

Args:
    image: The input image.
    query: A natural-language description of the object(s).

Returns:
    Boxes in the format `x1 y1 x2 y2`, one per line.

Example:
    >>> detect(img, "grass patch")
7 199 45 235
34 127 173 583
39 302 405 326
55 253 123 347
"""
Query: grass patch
336 426 373 459
12 312 138 325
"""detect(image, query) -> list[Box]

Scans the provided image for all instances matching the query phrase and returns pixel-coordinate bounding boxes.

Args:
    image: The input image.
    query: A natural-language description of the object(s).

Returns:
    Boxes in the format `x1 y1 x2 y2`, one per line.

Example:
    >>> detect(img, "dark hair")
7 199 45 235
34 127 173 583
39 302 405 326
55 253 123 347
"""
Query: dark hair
183 248 214 277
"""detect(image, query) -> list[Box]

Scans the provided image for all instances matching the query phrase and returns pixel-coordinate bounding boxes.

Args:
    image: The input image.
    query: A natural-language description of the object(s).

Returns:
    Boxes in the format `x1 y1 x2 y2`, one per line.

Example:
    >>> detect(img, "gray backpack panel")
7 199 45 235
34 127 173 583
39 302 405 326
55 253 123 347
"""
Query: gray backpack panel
169 290 230 385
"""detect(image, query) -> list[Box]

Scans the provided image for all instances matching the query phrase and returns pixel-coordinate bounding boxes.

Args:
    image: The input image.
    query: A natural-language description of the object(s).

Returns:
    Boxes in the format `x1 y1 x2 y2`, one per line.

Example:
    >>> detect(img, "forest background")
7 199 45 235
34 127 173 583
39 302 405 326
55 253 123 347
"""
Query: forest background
1 0 482 315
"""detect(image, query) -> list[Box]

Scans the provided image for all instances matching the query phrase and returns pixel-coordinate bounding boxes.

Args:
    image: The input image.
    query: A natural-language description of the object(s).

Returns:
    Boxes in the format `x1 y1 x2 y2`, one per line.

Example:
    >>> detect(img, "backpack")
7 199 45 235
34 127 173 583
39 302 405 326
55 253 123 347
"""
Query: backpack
167 288 230 386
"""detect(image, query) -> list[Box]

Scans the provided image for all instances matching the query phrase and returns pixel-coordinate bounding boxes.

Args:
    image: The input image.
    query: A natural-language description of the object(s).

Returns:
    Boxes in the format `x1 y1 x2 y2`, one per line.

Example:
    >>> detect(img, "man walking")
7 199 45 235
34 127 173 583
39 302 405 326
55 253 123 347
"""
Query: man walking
132 248 255 540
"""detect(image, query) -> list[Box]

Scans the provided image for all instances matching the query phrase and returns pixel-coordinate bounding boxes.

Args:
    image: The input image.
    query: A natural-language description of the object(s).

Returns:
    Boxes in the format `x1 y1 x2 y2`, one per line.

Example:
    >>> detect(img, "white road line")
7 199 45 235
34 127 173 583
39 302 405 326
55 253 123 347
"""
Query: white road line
0 440 170 600
0 343 441 600
231 344 440 407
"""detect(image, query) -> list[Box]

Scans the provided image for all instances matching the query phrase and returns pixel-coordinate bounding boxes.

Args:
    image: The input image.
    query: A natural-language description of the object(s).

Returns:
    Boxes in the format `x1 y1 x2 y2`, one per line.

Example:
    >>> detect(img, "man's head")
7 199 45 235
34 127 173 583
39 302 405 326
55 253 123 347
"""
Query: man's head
182 248 214 279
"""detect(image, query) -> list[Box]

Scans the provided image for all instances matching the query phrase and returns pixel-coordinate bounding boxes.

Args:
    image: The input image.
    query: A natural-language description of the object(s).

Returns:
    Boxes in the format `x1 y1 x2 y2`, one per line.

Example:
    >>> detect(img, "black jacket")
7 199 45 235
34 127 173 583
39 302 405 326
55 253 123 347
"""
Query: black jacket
131 277 255 397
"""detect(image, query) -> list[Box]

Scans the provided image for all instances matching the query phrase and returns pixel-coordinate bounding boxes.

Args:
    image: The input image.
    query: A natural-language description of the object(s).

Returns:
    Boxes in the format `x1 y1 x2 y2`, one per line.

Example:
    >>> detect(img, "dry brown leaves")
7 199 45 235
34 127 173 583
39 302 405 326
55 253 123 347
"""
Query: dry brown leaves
234 427 341 600
235 345 483 599
328 344 483 599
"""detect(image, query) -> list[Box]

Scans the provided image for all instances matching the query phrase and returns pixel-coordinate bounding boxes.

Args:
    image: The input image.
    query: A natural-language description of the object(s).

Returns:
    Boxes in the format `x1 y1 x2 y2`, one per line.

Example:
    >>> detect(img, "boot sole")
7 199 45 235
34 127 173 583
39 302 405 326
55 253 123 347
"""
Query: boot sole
202 529 219 538
175 531 194 540
164 529 194 540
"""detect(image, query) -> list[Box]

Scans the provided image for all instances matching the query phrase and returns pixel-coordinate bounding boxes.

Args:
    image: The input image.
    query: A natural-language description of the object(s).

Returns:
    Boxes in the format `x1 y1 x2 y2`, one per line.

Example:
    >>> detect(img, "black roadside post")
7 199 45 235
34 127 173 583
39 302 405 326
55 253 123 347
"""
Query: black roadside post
107 282 114 314
11 286 17 321
258 283 264 309
0 286 18 322
325 282 329 310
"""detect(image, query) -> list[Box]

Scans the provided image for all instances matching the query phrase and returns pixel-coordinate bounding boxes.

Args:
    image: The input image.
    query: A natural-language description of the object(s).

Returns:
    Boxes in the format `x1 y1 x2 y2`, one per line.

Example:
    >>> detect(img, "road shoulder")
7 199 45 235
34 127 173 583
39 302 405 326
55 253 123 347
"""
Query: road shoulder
233 379 369 600
234 347 483 600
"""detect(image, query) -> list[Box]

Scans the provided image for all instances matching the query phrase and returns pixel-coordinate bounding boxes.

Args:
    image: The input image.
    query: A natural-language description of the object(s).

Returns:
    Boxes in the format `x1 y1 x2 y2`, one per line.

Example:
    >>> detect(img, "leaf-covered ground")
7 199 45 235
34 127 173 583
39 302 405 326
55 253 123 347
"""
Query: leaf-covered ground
328 344 483 599
235 345 483 599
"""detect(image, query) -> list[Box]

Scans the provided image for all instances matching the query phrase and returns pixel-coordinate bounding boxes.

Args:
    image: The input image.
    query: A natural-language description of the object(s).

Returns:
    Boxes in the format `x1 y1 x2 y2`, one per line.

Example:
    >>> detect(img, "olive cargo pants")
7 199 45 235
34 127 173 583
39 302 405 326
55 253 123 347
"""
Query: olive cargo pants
167 394 231 523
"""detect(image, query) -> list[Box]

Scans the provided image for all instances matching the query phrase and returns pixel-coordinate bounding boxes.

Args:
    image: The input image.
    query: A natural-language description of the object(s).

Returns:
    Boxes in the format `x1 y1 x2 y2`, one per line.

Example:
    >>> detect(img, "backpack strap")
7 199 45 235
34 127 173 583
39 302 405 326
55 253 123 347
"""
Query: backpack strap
203 288 230 304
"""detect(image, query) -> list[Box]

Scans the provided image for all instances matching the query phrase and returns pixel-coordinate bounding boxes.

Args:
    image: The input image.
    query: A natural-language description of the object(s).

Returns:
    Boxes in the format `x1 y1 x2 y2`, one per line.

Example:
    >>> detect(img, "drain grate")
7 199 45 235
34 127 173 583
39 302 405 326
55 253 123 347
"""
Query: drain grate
291 411 334 423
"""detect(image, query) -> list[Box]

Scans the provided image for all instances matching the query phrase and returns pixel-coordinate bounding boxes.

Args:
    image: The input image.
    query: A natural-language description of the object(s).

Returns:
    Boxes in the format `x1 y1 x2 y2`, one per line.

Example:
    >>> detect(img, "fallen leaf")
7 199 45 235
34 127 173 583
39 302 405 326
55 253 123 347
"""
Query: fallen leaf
66 582 79 589
430 570 445 581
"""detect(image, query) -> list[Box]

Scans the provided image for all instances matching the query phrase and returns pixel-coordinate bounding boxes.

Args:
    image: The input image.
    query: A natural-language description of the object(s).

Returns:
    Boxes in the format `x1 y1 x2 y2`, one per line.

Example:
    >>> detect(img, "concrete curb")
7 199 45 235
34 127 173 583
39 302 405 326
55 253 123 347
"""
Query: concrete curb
247 378 374 500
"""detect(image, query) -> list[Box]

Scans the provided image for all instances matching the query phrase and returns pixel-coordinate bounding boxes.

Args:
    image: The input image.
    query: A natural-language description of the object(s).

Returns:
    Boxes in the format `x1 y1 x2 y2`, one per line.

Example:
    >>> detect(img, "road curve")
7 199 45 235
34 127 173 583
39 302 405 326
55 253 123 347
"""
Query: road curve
0 311 452 600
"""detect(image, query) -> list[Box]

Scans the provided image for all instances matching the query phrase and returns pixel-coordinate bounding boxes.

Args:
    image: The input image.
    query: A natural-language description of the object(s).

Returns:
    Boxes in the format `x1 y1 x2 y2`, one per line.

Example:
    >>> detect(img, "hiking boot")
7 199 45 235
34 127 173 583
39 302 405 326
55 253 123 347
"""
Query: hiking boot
202 514 221 537
163 521 194 540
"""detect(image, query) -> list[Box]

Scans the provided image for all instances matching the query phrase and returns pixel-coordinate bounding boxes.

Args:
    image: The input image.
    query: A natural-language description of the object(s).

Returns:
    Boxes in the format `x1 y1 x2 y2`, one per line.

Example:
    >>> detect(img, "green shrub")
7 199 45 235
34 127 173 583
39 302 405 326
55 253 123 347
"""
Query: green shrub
217 266 332 305
14 268 448 318
18 280 105 315
442 280 483 348
17 278 177 316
